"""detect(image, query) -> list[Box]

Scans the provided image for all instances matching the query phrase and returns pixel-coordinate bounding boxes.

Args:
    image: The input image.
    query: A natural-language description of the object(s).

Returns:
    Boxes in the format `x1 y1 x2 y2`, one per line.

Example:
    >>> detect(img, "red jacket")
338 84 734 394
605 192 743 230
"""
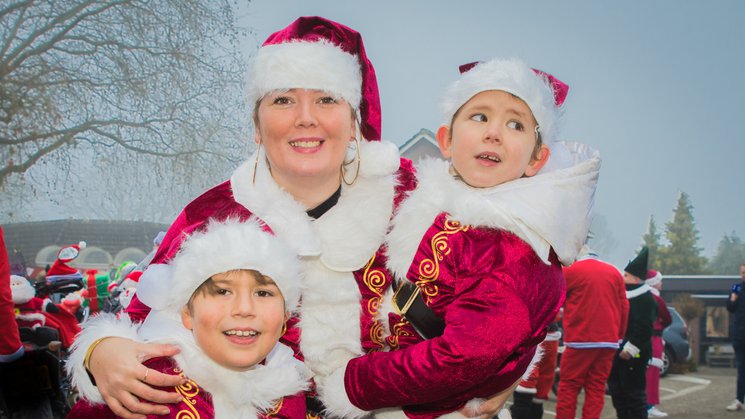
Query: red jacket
562 256 629 349
0 226 23 362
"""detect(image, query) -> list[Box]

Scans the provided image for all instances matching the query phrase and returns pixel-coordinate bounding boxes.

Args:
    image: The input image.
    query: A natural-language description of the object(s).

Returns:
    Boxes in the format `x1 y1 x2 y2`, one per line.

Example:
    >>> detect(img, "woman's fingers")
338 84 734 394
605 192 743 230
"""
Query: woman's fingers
102 394 147 419
114 386 172 417
135 368 184 403
137 342 181 363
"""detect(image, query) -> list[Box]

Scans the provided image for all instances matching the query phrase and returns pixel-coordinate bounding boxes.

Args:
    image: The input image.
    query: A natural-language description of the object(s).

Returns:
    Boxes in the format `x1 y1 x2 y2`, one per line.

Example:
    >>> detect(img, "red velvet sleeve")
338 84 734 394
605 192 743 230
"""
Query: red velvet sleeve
344 251 534 410
655 295 672 329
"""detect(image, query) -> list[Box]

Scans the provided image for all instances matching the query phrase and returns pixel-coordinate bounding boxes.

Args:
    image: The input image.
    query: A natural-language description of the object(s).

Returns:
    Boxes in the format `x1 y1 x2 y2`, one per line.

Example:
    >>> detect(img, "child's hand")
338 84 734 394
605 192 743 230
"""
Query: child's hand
458 378 519 418
618 350 632 360
89 338 185 418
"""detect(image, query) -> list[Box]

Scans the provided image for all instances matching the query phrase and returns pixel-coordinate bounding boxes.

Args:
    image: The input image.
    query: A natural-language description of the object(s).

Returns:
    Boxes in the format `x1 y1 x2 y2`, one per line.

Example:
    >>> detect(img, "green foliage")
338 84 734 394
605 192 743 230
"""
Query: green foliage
650 192 708 274
643 215 661 268
708 232 745 274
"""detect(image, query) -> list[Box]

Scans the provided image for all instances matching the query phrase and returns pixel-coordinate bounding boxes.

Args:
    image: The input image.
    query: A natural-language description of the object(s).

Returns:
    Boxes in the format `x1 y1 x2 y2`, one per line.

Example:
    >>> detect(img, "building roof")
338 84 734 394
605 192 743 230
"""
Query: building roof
398 128 441 163
2 219 168 271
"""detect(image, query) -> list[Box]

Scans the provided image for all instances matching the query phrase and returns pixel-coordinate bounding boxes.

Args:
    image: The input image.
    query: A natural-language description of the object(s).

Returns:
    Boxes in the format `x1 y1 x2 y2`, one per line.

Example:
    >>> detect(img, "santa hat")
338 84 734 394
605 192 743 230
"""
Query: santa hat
119 270 142 290
137 218 304 315
247 16 381 141
624 246 649 280
46 241 86 280
646 269 663 286
441 58 568 145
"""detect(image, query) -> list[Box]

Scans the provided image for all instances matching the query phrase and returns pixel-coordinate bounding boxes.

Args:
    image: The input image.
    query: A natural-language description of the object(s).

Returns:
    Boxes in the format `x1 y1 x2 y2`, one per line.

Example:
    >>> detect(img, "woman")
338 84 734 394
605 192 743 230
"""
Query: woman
68 17 513 419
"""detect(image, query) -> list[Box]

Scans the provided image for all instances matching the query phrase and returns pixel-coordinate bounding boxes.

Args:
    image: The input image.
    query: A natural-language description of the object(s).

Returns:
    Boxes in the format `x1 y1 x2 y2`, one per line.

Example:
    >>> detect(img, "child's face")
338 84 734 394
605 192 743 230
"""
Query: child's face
181 270 286 371
437 90 549 188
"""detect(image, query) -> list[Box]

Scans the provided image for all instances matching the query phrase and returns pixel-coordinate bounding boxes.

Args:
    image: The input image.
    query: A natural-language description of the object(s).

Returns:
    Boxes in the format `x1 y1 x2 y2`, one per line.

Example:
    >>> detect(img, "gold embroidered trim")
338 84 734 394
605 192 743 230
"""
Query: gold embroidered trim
264 397 284 417
173 368 200 419
387 317 414 350
416 219 468 303
362 254 386 350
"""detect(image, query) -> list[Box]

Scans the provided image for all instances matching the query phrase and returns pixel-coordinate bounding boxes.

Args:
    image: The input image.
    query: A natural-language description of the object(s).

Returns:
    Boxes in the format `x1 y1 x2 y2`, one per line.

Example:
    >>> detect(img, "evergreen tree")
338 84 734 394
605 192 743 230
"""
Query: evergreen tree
643 215 662 268
657 192 708 274
708 232 745 274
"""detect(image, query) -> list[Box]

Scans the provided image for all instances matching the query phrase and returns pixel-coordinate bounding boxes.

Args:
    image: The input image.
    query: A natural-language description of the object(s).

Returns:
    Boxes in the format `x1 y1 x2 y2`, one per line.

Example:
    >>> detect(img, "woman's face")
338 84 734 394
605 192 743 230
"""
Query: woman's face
255 89 355 188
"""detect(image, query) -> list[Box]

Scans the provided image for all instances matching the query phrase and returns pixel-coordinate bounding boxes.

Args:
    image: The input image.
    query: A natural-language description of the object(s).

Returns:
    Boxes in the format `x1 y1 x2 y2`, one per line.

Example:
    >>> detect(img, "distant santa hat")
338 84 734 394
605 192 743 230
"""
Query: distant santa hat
247 16 381 141
137 218 304 314
646 269 663 286
46 241 86 280
119 270 142 290
441 58 568 145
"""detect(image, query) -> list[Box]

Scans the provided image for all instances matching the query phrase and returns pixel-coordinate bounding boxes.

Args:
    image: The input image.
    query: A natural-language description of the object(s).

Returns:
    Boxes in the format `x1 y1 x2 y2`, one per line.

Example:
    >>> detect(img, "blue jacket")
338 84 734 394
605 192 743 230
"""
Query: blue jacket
726 281 745 340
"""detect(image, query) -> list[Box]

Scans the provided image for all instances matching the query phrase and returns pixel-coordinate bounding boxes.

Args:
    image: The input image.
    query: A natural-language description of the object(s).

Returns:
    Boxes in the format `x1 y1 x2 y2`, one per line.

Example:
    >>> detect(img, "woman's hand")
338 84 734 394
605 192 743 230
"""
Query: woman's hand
88 337 184 418
459 378 519 418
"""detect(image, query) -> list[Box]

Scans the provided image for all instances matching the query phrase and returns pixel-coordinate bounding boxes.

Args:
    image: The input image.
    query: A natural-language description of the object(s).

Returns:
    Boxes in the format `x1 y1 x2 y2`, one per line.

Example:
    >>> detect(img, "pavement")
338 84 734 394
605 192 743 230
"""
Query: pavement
503 365 739 418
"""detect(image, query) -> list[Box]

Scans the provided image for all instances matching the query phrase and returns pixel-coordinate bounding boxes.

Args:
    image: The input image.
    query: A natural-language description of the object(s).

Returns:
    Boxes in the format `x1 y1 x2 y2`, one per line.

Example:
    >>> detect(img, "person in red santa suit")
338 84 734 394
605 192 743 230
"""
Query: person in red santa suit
645 270 672 418
12 274 82 348
68 219 309 418
333 58 600 418
554 245 629 419
0 226 23 363
65 16 449 419
511 314 562 419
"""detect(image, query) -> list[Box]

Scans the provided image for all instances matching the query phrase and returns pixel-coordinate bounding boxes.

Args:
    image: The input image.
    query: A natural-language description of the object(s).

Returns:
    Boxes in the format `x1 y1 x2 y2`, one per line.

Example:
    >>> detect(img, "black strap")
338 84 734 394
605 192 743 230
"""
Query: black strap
393 281 445 339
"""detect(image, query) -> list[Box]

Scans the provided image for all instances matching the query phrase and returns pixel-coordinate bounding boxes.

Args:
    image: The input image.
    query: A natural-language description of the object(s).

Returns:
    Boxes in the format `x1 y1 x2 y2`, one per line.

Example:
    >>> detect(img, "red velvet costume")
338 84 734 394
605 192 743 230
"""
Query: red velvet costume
67 140 418 416
555 253 628 419
646 292 672 406
342 148 599 418
69 357 306 419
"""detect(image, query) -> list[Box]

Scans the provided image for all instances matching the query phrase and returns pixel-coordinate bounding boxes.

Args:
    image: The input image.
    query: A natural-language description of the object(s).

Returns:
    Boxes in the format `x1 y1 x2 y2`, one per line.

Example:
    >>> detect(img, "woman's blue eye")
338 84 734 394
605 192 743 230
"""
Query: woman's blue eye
470 113 487 122
507 120 525 131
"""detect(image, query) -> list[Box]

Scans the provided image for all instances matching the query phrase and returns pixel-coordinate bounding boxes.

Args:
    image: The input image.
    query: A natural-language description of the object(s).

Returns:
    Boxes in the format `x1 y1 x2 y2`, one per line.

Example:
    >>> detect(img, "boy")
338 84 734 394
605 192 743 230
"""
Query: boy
323 58 600 418
68 219 309 418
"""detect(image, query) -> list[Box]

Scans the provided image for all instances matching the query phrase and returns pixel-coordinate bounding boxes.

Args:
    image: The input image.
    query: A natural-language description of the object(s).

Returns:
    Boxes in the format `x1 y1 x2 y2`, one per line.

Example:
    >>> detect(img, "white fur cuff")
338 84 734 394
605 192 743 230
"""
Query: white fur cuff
66 313 142 404
622 341 640 358
315 366 368 419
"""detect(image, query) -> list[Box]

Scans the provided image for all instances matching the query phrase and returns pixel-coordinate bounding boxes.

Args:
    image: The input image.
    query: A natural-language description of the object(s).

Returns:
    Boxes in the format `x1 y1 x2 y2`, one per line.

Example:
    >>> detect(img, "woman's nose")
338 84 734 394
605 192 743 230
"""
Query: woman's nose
295 97 318 127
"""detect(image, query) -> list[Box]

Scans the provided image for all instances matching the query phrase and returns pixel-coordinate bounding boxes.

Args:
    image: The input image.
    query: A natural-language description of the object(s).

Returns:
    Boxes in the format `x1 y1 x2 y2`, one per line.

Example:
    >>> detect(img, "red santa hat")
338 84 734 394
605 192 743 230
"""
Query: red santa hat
441 58 568 145
137 218 304 314
119 270 142 290
46 241 86 279
646 269 663 286
247 16 381 141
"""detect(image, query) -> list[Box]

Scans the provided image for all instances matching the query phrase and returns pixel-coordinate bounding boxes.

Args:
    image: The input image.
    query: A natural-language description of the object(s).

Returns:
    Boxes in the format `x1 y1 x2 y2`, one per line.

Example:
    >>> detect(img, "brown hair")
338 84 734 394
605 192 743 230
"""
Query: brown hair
185 269 278 312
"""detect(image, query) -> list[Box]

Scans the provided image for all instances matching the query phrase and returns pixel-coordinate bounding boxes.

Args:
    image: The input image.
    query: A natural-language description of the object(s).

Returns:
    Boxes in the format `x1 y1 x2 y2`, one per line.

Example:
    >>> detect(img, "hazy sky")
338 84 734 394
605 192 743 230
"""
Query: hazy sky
238 0 745 267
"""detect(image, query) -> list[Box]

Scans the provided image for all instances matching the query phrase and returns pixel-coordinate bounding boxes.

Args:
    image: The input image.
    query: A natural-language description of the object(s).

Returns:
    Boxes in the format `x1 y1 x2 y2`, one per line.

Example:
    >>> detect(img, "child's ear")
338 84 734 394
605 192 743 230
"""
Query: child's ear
436 125 453 159
180 306 193 330
525 144 551 177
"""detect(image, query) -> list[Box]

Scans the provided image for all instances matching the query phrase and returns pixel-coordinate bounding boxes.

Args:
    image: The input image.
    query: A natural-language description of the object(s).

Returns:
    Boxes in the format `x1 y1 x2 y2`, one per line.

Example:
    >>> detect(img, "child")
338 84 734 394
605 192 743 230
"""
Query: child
68 219 309 418
322 58 600 418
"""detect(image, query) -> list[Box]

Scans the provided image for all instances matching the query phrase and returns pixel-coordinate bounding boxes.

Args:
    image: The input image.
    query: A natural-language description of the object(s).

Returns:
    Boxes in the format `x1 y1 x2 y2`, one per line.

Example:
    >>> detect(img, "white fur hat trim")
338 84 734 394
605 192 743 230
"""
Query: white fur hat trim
247 40 361 112
137 218 304 313
441 58 562 144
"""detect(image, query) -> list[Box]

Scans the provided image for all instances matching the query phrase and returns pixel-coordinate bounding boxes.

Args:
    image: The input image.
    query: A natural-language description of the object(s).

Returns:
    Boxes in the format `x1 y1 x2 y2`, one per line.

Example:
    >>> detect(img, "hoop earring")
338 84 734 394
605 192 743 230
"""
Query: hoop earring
340 137 361 186
281 322 287 337
252 142 261 186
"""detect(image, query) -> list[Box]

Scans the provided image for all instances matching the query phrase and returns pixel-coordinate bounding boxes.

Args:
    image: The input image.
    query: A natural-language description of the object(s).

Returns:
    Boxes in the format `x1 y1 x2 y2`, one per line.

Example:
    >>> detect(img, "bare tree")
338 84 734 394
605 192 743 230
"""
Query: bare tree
0 0 249 189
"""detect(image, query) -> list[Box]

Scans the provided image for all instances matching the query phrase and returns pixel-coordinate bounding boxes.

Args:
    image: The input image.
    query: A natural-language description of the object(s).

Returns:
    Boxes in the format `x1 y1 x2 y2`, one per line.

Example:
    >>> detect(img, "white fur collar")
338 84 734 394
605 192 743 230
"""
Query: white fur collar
386 141 600 277
626 284 653 299
140 311 309 418
231 140 400 271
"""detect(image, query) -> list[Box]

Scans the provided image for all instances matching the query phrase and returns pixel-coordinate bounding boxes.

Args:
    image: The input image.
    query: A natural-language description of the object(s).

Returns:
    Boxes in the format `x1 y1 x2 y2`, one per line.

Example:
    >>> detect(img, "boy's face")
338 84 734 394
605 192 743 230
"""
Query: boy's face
437 90 549 188
181 270 286 371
